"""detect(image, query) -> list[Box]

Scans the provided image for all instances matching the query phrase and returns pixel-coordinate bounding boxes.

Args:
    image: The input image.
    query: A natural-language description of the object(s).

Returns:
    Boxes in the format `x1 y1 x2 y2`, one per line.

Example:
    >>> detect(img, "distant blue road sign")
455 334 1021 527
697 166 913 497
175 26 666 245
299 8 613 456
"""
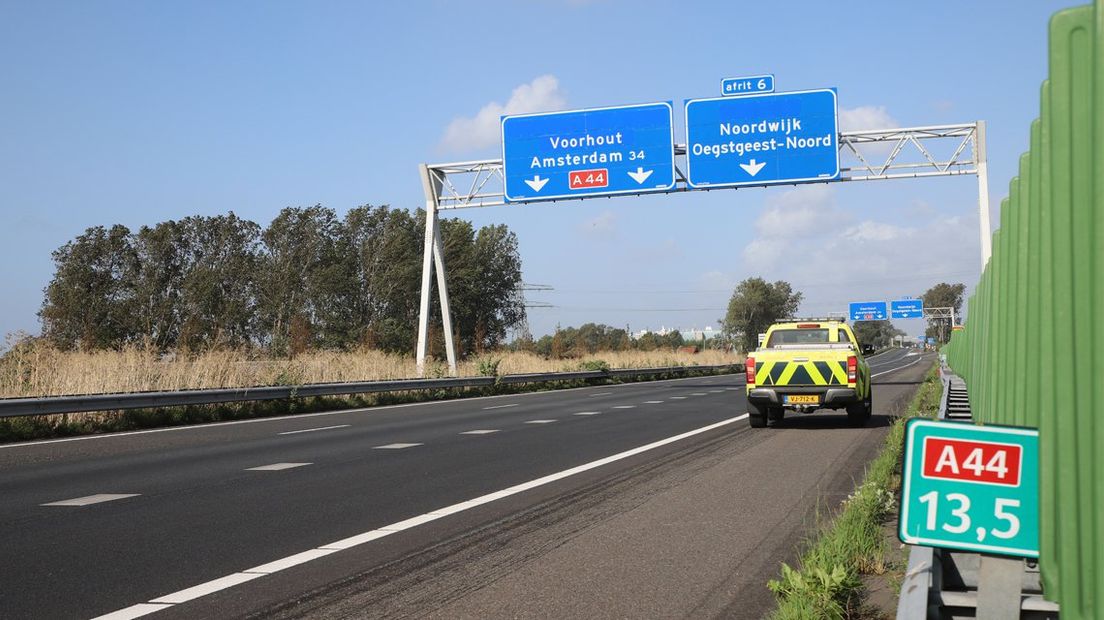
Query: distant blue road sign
850 301 888 321
501 102 676 203
721 74 774 96
891 299 925 319
927 337 937 345
684 88 839 189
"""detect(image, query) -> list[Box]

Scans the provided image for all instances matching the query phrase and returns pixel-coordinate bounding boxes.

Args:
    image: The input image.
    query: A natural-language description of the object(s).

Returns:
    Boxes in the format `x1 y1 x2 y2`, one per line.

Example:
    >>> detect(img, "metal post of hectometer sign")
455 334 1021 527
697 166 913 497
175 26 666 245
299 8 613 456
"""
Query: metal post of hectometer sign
416 164 458 377
974 120 993 268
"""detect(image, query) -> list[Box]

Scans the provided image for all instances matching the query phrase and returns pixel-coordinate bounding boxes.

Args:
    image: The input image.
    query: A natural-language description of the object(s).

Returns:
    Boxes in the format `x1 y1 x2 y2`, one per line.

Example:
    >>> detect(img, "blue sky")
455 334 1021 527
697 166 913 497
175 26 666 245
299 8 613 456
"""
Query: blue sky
0 0 1077 343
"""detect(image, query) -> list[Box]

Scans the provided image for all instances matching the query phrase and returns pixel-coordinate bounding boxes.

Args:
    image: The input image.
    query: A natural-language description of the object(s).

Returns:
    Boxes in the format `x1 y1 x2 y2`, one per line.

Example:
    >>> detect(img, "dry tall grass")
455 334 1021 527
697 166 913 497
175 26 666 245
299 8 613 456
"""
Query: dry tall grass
0 343 742 398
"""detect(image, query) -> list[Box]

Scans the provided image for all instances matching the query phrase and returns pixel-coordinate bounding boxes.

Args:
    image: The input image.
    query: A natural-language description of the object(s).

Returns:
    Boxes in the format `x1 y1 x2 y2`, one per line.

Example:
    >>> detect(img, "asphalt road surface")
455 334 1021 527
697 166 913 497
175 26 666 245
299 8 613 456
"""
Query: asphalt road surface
0 348 932 620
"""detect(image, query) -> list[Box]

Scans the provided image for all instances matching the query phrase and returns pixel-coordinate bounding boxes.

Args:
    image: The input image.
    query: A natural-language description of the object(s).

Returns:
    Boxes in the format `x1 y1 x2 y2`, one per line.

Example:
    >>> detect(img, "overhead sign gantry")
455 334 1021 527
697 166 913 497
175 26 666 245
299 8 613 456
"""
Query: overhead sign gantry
416 77 993 375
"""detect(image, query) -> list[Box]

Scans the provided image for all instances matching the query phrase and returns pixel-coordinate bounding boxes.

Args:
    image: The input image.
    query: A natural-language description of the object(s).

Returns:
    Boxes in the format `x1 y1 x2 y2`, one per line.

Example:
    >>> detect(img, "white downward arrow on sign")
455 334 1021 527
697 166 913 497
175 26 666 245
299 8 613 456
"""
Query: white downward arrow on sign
739 159 766 177
524 175 549 192
627 167 653 184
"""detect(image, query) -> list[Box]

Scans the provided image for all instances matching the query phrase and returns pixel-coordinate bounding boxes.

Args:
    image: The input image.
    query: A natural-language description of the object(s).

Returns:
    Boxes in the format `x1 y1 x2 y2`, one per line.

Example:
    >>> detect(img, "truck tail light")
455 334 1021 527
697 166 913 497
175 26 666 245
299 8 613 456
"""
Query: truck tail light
746 357 756 385
847 355 858 384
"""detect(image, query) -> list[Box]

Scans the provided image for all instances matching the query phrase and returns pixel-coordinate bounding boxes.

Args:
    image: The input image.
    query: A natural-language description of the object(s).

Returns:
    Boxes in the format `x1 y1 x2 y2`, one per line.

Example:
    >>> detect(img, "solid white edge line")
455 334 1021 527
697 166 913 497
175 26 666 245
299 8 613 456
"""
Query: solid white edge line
95 413 748 618
148 572 263 604
2 373 747 450
872 354 925 378
278 425 351 435
91 603 173 620
482 403 518 410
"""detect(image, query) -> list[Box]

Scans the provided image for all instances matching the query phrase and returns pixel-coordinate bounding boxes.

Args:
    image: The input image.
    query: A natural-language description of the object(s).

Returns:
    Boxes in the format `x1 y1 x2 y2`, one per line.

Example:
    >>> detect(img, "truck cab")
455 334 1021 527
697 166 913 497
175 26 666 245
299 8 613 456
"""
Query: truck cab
744 319 872 428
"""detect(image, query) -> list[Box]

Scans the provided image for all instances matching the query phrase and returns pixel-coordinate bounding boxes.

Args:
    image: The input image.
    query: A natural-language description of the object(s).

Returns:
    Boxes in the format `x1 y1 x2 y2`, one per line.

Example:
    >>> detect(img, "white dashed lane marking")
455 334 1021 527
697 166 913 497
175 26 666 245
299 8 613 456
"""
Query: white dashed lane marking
670 396 687 400
373 443 423 450
246 463 312 471
573 411 602 416
613 405 636 409
643 400 664 404
709 390 724 393
691 392 708 396
278 425 350 435
460 430 499 435
41 494 140 507
482 404 518 410
525 419 557 424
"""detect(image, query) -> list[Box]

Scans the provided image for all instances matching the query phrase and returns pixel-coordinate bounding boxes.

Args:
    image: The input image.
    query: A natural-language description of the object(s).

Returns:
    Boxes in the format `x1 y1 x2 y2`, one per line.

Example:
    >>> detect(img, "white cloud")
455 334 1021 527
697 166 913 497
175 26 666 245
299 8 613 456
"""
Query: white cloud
754 184 840 237
438 75 567 154
838 105 899 132
578 210 617 238
738 185 982 327
841 221 910 242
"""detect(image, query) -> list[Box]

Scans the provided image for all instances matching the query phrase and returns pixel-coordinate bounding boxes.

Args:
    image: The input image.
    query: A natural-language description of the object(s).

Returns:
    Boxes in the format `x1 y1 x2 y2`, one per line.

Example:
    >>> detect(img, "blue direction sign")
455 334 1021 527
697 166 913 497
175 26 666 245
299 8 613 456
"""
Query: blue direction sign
721 74 774 96
899 419 1039 558
501 102 676 203
852 300 887 317
685 88 839 189
849 301 888 321
891 298 925 319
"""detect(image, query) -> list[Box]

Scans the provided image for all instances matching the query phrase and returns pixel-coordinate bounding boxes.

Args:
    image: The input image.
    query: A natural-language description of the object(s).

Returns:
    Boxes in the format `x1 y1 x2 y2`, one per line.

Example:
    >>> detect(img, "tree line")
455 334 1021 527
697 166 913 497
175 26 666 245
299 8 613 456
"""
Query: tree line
39 205 525 356
514 323 692 358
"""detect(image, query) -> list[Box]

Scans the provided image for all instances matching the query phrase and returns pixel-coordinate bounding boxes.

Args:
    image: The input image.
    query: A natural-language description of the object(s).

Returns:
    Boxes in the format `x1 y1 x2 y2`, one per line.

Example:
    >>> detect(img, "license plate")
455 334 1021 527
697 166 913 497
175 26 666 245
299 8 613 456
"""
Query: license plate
785 395 820 405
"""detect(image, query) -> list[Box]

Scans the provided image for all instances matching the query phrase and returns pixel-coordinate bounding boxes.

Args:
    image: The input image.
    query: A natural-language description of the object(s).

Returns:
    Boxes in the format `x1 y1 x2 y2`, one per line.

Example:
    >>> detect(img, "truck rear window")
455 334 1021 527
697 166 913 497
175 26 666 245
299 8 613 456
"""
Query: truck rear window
766 328 831 347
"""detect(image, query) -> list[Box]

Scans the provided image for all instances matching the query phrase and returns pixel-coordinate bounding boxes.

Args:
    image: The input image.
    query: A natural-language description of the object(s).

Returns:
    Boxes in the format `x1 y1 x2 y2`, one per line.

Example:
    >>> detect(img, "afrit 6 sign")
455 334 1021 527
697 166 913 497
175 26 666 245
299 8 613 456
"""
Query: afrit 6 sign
899 419 1039 558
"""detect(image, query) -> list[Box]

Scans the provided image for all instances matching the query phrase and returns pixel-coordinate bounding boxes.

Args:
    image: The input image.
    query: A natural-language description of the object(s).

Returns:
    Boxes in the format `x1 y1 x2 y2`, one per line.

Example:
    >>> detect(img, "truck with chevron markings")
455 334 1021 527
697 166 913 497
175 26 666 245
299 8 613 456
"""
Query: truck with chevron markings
744 318 872 428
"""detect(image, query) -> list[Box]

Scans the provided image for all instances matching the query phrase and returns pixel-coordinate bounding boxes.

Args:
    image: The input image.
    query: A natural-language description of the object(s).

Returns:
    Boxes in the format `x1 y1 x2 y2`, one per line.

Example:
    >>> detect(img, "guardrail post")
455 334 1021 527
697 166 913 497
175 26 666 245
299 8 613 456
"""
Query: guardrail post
976 555 1023 620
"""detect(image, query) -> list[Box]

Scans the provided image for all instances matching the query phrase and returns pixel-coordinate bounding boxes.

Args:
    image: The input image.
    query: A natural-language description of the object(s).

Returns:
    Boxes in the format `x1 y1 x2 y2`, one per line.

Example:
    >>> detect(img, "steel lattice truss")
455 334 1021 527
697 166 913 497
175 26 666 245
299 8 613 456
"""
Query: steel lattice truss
426 123 981 210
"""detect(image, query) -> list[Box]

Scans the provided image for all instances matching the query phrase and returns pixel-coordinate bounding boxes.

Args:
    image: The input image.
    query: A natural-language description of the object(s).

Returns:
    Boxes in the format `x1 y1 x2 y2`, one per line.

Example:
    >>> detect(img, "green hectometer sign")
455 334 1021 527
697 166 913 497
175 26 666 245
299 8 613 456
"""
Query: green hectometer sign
899 418 1039 558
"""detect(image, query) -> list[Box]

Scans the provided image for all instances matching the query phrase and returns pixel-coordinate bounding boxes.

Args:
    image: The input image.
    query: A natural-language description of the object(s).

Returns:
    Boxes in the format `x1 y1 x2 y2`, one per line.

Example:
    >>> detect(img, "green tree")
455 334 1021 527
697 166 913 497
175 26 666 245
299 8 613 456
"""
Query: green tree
175 213 262 349
435 216 525 357
720 277 803 353
343 205 421 352
40 225 137 349
922 282 966 344
130 220 187 349
852 320 905 349
257 206 347 354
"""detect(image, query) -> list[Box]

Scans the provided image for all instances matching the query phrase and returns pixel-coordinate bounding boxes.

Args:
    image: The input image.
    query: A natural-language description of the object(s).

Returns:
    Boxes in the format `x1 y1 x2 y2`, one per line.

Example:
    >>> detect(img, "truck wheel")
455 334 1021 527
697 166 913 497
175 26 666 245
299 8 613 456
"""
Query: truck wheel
748 410 767 428
847 402 868 427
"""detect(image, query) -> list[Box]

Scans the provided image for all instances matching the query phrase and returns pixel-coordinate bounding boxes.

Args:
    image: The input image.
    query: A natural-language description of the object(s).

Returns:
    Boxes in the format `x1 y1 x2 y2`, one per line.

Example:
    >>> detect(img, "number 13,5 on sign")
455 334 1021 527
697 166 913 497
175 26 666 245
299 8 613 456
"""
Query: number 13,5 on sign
899 419 1039 558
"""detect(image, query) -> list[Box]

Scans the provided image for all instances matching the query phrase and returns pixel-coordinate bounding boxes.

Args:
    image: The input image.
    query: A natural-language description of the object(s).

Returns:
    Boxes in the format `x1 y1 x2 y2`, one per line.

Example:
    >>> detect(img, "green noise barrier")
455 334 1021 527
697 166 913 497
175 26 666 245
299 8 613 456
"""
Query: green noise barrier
942 2 1103 615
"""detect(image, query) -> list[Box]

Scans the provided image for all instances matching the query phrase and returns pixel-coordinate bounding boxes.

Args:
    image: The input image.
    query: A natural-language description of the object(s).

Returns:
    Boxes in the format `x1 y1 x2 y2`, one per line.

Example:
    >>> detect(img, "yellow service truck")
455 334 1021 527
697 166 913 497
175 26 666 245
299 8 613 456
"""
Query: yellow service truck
745 318 872 428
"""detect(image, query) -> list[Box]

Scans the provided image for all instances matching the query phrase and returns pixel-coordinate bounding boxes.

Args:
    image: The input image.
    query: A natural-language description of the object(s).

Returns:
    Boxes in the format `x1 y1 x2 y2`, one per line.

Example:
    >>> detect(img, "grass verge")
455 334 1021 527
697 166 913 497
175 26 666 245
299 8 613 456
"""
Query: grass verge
768 364 942 619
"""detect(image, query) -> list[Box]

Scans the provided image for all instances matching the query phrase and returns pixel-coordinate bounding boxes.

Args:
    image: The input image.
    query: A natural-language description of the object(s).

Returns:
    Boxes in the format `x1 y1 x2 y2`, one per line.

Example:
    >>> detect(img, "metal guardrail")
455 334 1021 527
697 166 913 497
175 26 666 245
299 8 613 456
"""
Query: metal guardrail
0 364 742 419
